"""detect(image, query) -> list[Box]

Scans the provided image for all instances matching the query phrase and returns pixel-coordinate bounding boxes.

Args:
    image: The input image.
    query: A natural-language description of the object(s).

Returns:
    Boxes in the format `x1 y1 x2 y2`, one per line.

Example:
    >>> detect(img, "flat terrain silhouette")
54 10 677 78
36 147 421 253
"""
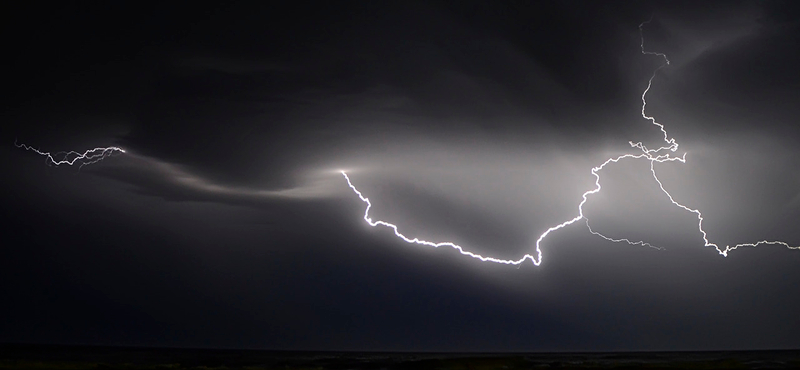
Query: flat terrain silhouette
1 344 799 369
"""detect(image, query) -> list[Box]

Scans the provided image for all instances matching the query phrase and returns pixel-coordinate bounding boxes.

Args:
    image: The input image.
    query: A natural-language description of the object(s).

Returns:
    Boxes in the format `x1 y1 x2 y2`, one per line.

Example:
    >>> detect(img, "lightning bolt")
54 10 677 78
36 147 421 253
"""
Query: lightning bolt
15 139 125 168
341 17 799 266
342 171 538 265
14 18 798 263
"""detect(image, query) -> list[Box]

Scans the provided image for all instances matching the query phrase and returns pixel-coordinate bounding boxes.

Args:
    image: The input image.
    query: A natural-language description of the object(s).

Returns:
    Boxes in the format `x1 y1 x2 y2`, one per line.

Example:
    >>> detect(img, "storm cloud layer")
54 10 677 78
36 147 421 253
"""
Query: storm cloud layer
4 1 800 351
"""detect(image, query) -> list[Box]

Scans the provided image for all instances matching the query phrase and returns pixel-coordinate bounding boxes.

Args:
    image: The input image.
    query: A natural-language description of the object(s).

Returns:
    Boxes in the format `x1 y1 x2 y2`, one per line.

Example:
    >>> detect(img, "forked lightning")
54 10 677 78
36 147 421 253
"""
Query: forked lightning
341 18 799 266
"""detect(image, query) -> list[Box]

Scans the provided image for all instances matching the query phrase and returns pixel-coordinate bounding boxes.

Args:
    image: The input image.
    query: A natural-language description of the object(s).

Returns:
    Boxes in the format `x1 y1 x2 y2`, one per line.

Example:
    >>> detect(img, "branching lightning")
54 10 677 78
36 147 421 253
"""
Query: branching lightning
341 18 799 266
14 18 798 265
15 139 125 168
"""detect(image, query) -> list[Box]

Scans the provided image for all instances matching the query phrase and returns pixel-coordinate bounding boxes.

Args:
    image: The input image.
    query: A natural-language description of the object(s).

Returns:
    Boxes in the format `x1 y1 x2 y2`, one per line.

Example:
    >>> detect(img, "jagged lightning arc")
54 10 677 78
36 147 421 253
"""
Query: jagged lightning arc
341 18 799 266
15 139 125 168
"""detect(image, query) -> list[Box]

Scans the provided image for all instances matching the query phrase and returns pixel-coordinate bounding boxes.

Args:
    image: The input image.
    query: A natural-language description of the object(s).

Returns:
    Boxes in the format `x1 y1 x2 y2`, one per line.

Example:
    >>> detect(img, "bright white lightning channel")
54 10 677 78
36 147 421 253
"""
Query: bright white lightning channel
341 18 799 266
15 140 125 168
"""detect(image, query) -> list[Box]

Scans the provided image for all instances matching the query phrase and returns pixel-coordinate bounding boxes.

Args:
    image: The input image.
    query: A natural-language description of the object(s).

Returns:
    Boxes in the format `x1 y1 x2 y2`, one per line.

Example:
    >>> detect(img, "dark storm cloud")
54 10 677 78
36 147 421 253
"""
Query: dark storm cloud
176 56 292 75
4 0 800 352
86 1 585 203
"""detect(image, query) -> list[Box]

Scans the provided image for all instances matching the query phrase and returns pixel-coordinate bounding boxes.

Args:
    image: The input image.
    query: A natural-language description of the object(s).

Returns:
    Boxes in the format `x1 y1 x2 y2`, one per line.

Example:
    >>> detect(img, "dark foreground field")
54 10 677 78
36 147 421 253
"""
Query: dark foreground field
1 344 798 369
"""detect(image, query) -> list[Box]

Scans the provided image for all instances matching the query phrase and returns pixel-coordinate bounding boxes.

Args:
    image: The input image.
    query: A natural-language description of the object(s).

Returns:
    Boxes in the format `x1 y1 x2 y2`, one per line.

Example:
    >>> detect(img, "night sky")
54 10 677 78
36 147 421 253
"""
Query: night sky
4 1 800 352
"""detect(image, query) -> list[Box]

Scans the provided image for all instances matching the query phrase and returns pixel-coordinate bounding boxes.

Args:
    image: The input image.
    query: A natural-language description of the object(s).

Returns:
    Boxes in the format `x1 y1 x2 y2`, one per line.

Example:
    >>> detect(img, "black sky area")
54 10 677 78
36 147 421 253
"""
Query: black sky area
3 1 800 352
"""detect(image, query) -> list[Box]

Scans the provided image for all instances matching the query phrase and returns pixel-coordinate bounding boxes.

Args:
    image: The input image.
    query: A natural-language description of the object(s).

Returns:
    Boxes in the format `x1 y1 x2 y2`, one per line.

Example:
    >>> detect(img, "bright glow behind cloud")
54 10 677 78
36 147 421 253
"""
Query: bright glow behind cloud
338 18 799 266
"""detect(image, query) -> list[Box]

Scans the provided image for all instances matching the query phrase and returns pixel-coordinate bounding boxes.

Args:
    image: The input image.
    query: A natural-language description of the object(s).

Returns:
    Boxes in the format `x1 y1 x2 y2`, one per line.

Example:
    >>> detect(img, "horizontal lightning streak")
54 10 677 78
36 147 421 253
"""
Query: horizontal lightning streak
340 17 799 266
15 140 125 168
